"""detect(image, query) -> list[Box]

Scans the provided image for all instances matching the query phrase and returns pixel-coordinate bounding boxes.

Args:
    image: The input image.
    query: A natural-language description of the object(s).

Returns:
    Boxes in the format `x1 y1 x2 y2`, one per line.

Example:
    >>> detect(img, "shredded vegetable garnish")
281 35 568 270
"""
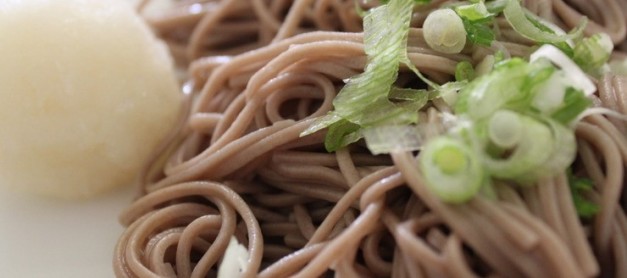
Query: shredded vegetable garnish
309 0 596 205
363 125 426 155
302 0 430 151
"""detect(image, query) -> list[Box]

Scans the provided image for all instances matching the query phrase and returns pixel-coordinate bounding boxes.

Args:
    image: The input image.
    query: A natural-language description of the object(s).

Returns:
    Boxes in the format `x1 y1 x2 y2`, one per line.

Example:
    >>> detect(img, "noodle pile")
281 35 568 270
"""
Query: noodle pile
114 0 627 277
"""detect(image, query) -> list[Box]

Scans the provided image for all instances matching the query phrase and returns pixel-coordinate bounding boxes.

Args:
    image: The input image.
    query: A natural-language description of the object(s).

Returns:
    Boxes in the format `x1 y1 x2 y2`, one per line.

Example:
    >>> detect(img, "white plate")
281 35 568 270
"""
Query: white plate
0 186 134 278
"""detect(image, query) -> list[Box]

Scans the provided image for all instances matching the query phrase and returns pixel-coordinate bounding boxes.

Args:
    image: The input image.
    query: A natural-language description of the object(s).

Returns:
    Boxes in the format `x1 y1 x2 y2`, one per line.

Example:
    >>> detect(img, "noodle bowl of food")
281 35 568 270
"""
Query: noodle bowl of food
113 0 627 277
1 0 627 277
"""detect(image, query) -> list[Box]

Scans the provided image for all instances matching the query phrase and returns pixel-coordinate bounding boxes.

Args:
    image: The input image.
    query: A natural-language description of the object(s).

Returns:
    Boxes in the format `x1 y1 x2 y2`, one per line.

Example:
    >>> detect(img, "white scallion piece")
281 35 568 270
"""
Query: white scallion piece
423 9 467 54
217 237 249 278
530 44 596 96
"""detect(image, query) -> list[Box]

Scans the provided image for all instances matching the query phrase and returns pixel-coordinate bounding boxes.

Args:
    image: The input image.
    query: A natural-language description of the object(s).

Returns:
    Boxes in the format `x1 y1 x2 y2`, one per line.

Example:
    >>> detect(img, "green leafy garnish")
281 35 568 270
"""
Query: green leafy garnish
462 19 495 46
454 1 496 46
309 0 596 206
302 0 430 151
567 170 599 218
324 119 361 152
362 125 426 155
455 61 476 81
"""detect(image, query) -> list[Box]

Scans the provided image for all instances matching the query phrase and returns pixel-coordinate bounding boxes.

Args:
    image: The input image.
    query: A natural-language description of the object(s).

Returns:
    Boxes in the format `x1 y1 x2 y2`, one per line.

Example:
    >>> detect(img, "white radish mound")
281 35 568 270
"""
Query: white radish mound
0 0 181 199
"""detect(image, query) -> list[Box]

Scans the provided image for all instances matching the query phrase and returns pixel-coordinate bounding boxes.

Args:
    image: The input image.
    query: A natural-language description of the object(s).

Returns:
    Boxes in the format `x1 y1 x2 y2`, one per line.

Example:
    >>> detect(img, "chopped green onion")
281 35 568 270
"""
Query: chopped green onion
420 136 484 203
573 33 614 73
519 61 555 96
453 1 496 47
550 87 592 125
435 146 467 174
455 58 536 120
530 44 595 96
461 18 496 46
455 1 493 22
487 109 522 149
523 12 574 56
524 117 577 181
482 112 554 182
423 9 467 54
531 70 569 113
457 48 592 123
567 169 599 218
572 191 600 218
455 61 476 81
485 0 508 13
503 0 586 44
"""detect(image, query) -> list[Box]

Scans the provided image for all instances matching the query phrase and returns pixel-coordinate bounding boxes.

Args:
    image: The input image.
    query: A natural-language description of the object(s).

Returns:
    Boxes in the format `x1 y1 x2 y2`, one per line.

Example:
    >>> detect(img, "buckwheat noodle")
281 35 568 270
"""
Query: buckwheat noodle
114 0 627 277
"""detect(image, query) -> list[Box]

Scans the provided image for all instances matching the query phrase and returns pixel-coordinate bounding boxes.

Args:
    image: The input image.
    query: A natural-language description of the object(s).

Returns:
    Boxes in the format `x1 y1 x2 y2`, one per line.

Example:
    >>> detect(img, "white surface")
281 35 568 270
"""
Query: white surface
0 185 134 278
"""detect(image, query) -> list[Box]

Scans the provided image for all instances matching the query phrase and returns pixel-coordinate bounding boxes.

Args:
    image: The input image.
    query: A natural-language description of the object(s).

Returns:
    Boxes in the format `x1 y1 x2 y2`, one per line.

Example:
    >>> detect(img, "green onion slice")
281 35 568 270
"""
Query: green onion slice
420 136 484 203
503 0 586 44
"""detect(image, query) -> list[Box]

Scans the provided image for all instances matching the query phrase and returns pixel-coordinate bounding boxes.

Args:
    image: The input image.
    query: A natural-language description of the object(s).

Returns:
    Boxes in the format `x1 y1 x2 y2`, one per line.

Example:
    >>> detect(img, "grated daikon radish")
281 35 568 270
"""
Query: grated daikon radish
0 0 181 199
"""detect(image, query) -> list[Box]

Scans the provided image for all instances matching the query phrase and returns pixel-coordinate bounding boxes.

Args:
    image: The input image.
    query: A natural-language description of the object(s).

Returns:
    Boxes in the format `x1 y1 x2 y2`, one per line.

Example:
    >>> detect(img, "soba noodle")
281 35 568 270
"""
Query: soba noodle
114 0 627 277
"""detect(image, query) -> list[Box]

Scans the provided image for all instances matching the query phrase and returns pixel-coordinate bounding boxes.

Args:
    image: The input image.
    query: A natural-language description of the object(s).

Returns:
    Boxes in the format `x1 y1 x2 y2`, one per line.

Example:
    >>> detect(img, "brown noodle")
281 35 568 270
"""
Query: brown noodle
114 0 627 277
